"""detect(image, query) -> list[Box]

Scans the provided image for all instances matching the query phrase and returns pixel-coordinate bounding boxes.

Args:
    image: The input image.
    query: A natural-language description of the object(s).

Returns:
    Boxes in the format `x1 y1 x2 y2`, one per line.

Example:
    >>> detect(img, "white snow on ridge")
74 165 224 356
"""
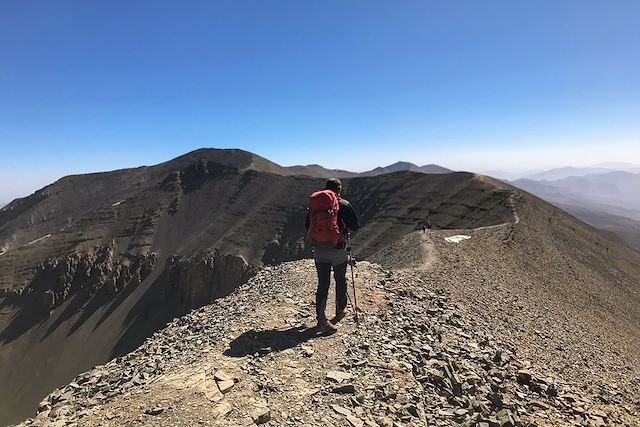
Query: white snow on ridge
27 234 52 245
444 235 471 243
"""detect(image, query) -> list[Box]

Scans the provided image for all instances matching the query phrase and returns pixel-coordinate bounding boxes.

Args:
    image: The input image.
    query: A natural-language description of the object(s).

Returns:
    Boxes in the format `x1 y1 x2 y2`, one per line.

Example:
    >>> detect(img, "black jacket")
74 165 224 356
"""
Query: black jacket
336 198 359 234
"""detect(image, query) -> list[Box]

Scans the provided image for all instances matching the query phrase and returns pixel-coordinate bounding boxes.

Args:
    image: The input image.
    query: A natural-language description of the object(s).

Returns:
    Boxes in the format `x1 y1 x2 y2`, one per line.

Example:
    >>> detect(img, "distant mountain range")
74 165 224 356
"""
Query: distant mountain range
285 161 453 178
523 166 624 181
509 171 640 251
483 163 640 181
554 202 640 252
512 172 640 219
359 161 453 176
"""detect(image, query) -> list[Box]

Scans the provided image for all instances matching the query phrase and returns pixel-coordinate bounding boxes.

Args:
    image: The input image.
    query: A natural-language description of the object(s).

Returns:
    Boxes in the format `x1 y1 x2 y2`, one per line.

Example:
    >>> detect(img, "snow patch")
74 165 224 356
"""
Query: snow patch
27 234 52 245
112 200 125 207
444 235 471 243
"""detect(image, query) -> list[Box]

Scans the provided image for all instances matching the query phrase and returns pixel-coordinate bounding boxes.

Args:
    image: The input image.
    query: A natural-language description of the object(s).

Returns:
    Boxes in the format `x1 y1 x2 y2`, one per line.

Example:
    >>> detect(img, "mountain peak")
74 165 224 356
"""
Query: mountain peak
387 161 420 169
164 148 290 176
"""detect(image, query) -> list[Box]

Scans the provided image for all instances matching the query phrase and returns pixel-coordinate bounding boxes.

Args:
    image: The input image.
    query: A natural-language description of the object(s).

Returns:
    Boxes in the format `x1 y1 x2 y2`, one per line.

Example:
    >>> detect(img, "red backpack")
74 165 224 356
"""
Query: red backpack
307 190 343 248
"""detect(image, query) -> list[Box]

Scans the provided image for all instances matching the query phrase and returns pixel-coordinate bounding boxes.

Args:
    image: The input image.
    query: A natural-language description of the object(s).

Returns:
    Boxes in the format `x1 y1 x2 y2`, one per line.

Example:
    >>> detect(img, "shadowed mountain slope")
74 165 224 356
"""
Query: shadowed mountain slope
0 150 512 426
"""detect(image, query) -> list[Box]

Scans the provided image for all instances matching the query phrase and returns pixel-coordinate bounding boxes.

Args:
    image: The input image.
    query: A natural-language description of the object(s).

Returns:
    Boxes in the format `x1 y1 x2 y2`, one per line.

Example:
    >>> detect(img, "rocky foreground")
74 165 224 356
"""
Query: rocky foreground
17 257 636 427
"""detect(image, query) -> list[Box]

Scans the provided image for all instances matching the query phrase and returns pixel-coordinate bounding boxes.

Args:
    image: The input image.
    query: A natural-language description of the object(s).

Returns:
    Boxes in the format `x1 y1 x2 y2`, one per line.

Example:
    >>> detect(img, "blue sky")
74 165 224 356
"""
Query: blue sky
1 1 639 202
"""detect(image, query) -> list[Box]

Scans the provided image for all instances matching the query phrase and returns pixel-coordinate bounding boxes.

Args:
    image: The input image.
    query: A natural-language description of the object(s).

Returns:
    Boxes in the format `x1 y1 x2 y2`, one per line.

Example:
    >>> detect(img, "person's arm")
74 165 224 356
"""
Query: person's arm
339 199 359 232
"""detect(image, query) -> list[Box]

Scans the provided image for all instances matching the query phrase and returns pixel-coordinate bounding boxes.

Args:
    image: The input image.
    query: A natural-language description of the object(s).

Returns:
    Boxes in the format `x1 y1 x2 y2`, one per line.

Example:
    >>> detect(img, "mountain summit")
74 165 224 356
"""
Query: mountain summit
360 161 453 177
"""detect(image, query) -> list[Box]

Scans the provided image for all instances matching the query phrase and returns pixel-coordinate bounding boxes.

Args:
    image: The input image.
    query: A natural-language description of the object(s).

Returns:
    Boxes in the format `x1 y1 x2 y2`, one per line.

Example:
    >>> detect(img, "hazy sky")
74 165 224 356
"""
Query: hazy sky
1 1 639 202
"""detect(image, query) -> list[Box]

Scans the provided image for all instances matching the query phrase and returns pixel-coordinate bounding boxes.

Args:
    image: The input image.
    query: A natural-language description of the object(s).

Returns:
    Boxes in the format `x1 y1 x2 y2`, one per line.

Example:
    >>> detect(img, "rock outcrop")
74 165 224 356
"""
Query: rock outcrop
166 250 255 312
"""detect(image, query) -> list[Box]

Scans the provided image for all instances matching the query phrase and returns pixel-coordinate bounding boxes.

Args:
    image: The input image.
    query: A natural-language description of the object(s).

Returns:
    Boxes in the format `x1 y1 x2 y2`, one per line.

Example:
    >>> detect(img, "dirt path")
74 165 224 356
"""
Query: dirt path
417 232 437 271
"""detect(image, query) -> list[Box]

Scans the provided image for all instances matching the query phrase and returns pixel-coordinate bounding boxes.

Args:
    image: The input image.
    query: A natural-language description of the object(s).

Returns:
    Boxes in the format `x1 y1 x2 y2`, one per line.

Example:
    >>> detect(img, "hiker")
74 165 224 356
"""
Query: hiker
305 178 359 332
423 211 432 233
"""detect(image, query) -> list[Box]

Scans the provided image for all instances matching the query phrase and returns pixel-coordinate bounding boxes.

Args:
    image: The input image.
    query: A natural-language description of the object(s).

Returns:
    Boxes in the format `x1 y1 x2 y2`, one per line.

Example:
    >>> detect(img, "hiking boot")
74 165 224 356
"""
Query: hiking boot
318 320 338 333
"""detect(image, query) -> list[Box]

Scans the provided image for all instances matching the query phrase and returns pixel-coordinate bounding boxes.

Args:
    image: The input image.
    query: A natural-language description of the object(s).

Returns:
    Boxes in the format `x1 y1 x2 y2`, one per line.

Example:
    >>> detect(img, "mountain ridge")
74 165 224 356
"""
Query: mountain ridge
283 161 453 178
0 149 510 425
1 150 454 209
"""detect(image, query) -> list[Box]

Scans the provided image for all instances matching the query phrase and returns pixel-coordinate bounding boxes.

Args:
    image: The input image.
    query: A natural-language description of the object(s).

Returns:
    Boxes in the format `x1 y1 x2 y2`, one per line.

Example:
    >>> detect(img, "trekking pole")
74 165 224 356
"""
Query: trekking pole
347 232 359 324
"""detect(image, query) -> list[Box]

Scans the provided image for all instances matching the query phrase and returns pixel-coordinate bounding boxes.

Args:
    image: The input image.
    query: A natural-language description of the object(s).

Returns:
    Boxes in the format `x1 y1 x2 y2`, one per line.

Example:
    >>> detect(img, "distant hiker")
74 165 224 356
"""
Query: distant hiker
423 211 432 233
305 178 359 333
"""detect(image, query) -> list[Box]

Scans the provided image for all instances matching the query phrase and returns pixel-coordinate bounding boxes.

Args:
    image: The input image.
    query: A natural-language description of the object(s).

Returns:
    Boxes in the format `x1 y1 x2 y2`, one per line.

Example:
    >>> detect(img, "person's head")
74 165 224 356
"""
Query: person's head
325 178 342 195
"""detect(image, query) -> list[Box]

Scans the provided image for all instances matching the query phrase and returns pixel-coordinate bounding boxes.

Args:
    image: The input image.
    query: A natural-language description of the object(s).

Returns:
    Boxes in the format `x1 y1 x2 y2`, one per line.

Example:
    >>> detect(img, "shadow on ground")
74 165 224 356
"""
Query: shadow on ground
224 325 328 357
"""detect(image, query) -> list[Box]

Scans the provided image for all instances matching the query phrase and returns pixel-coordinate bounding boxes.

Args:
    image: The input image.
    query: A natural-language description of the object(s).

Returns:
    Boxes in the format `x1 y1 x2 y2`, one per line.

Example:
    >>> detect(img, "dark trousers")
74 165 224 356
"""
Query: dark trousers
315 261 348 322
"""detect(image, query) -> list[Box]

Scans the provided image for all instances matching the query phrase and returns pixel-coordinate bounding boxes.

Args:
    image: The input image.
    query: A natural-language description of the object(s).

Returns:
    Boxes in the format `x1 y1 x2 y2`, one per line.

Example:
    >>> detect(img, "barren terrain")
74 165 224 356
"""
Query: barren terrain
0 149 515 425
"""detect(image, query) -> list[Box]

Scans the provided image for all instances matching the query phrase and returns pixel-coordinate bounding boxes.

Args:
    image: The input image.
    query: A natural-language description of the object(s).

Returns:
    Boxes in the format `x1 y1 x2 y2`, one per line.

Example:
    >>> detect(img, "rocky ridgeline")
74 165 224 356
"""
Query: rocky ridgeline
2 246 158 312
18 261 625 427
1 246 254 340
